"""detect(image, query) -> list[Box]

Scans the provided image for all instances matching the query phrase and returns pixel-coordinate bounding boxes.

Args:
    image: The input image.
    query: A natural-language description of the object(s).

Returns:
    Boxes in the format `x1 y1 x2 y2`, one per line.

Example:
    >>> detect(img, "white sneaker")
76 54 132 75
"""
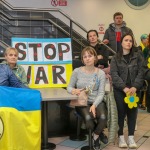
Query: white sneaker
119 135 127 148
127 136 137 149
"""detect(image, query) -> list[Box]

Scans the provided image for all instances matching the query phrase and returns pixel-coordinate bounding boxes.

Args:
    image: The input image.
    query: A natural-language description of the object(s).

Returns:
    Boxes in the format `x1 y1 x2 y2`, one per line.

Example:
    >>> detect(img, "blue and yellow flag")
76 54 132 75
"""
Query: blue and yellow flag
0 86 41 150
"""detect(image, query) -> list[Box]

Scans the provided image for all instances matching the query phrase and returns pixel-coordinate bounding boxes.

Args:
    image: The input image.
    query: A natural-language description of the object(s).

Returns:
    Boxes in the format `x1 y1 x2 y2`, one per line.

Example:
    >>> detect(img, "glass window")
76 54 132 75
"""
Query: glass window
124 0 150 9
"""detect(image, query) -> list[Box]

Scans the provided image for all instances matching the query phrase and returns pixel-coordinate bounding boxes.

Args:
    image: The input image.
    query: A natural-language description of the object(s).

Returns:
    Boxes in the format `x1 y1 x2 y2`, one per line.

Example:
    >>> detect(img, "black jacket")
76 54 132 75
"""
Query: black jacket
110 51 144 91
143 50 150 82
0 64 27 88
90 43 109 68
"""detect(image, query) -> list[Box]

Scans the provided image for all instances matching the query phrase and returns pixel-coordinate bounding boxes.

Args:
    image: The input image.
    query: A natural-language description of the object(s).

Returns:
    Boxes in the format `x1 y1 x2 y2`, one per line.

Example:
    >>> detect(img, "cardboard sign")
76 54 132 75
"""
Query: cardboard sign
12 38 72 88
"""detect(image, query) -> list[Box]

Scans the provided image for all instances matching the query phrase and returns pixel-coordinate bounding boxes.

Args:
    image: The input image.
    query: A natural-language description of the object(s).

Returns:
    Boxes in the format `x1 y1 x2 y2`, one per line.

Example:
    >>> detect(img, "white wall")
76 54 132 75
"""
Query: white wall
5 0 150 45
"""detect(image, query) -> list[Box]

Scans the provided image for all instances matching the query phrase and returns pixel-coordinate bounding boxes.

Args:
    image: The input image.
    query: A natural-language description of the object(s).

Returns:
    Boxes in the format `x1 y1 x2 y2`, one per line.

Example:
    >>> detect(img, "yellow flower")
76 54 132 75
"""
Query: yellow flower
147 57 150 69
124 93 139 109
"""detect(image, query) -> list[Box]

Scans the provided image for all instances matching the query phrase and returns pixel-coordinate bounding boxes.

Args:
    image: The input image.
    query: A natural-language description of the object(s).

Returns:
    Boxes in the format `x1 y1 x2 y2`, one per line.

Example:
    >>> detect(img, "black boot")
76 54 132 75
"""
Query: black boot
99 132 108 144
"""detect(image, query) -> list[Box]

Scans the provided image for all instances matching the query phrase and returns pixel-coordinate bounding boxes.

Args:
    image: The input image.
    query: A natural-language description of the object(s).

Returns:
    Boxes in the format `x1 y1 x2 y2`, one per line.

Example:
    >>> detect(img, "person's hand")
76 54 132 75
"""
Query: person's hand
97 55 103 60
128 87 137 96
71 89 81 95
123 87 130 94
98 65 104 69
102 65 110 74
89 104 96 118
103 39 109 44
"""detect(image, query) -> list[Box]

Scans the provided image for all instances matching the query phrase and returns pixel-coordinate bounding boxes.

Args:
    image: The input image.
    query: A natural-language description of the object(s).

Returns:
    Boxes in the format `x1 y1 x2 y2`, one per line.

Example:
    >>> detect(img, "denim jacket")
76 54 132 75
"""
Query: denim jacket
0 64 27 88
110 51 144 91
1 61 28 86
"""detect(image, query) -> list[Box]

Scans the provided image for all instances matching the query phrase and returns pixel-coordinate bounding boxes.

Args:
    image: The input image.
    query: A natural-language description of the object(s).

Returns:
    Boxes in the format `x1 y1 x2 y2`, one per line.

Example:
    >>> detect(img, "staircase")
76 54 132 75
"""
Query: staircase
0 0 88 60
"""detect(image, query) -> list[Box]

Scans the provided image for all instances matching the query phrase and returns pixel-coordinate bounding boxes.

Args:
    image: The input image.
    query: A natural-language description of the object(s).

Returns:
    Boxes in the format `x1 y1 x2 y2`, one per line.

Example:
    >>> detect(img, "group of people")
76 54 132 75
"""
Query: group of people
1 11 150 150
67 12 150 150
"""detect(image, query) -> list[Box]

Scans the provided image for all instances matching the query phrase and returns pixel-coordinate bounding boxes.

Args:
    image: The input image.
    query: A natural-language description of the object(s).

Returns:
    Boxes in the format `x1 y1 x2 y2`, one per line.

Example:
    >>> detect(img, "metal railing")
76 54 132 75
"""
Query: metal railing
0 0 90 59
0 0 88 46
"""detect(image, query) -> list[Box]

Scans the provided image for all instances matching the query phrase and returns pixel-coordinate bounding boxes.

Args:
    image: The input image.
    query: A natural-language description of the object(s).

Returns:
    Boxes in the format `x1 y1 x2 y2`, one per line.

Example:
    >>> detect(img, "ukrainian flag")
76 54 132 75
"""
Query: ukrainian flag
0 86 41 150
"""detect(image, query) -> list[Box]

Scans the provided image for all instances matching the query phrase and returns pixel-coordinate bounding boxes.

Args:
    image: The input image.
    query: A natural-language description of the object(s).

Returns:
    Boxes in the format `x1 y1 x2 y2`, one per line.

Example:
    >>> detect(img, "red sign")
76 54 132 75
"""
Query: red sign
98 24 105 34
59 0 67 6
51 0 67 7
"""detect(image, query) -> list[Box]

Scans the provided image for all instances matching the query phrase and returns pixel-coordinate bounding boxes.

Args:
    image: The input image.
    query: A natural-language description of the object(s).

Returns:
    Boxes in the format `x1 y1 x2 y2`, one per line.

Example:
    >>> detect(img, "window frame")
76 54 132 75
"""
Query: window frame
124 0 150 10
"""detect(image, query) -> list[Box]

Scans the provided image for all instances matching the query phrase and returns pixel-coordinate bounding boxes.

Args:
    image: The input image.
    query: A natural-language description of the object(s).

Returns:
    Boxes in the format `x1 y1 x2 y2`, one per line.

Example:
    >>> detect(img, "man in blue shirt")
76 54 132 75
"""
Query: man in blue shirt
0 64 27 88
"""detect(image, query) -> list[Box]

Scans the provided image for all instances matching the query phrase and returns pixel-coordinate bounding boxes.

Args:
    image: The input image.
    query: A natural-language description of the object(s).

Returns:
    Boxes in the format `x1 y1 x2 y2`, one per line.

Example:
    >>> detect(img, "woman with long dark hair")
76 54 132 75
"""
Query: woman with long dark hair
110 33 144 149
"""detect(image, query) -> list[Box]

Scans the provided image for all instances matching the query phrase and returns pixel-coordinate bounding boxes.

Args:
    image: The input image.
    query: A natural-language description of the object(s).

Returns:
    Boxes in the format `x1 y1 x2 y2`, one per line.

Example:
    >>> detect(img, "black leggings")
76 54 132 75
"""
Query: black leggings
146 83 150 111
113 89 138 136
75 102 107 135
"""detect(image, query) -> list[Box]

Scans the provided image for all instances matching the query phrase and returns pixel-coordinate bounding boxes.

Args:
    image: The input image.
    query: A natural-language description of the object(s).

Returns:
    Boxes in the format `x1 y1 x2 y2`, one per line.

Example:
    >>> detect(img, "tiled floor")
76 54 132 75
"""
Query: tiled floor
48 109 150 150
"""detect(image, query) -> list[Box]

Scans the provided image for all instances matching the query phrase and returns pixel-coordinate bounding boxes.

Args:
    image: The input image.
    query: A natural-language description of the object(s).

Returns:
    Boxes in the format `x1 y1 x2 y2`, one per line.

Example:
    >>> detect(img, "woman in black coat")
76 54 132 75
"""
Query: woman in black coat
87 29 109 68
110 33 144 149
